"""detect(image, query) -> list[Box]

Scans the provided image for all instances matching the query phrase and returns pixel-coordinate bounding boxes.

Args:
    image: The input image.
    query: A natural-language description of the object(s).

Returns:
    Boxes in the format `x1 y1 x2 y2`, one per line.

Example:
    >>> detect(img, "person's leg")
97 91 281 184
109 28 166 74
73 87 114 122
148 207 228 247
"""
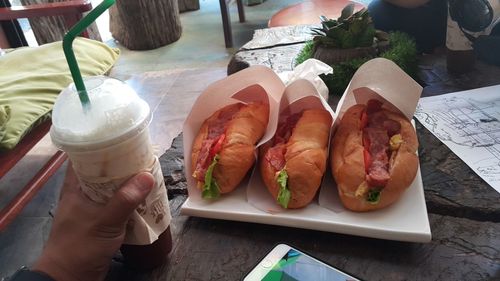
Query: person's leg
368 0 448 53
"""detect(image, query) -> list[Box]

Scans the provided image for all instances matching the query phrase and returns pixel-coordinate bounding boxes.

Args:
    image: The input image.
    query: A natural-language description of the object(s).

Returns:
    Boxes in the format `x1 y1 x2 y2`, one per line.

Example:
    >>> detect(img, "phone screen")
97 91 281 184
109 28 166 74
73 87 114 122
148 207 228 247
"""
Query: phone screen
261 249 358 281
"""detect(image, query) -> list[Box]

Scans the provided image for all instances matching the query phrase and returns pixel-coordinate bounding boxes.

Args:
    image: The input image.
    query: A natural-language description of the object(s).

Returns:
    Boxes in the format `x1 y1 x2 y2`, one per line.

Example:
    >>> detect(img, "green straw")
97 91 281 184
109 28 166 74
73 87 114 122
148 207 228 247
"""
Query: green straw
63 0 116 110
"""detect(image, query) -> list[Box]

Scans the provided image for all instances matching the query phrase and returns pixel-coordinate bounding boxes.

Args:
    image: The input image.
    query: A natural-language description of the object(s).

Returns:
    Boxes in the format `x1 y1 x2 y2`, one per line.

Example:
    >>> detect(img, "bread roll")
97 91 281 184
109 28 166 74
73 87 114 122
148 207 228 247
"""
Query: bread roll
192 102 269 197
331 101 418 211
260 109 331 208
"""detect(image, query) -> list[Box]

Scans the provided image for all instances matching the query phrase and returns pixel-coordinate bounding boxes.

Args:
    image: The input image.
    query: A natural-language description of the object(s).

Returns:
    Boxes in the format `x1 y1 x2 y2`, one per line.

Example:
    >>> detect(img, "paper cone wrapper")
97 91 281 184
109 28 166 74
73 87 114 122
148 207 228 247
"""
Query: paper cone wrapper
183 66 286 204
247 79 335 213
318 58 423 212
333 58 422 122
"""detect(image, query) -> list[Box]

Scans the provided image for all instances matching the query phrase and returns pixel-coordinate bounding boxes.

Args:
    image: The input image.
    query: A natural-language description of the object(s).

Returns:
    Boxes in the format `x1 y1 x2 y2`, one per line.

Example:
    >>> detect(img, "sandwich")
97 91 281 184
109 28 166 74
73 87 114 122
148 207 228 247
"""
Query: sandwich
191 102 269 199
331 99 418 211
260 108 332 208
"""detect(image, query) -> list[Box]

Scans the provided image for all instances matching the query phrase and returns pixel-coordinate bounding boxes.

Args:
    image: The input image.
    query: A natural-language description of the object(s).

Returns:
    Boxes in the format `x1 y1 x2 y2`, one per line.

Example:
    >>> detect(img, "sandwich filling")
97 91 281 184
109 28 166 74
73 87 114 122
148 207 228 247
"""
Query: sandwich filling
360 99 402 204
193 103 243 199
265 112 302 208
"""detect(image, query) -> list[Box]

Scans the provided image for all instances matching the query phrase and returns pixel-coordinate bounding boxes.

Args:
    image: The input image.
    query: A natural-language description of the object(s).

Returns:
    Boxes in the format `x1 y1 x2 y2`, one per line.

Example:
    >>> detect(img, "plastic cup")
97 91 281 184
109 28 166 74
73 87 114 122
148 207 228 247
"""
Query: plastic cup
50 76 172 269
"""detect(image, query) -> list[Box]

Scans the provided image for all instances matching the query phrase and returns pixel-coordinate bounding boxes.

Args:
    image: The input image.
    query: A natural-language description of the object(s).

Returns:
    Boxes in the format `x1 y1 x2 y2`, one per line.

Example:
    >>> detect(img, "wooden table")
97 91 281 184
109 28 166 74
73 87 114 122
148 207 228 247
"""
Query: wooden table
268 0 365 28
107 27 500 281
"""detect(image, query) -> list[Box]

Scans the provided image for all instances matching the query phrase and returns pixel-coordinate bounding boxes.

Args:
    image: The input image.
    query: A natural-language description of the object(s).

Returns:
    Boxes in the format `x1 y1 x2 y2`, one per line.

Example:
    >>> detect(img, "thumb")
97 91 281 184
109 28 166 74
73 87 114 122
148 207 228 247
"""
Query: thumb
101 172 154 226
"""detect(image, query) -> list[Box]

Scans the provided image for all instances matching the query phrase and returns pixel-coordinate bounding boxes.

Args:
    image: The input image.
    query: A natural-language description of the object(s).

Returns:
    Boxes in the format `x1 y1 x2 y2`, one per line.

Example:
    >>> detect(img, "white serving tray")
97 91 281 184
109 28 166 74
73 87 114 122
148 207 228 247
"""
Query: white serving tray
181 163 431 243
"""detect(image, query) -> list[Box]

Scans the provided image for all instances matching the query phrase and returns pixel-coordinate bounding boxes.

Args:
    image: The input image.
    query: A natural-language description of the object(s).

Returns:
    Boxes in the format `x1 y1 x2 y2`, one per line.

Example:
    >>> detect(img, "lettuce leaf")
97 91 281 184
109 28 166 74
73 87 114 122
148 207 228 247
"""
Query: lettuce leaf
366 189 381 204
276 169 291 208
202 155 221 199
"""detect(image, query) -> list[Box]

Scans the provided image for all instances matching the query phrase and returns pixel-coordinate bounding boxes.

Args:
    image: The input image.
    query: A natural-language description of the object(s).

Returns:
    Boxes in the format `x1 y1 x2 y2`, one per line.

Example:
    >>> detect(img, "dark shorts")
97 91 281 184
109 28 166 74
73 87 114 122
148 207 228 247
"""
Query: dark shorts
368 0 448 53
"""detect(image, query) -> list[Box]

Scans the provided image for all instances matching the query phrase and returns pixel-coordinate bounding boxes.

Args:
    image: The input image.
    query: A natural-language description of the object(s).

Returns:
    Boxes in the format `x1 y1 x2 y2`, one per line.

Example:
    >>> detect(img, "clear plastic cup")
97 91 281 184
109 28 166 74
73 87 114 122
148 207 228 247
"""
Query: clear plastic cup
50 76 172 269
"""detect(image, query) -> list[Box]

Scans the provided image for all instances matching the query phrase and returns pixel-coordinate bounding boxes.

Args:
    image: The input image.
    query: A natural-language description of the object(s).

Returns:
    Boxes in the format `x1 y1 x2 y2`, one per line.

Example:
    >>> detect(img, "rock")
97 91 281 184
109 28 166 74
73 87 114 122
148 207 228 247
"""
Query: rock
417 121 500 222
134 209 500 281
159 134 187 198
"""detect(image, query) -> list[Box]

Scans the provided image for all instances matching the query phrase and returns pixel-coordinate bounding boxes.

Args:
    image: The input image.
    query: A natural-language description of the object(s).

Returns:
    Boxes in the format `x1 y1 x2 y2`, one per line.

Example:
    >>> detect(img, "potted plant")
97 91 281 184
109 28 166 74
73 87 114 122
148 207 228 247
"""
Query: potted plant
311 4 389 65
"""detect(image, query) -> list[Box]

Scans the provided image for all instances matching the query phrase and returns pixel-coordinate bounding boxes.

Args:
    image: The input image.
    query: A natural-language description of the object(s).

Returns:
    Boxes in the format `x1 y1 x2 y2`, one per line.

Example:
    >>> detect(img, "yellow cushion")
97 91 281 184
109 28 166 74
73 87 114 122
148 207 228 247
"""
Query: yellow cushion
0 105 11 142
0 38 120 150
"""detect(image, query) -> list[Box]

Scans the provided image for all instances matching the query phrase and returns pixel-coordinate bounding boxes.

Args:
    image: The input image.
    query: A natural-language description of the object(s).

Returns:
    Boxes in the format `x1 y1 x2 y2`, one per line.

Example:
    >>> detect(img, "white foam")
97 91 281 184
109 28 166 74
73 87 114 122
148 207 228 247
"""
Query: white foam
51 76 150 144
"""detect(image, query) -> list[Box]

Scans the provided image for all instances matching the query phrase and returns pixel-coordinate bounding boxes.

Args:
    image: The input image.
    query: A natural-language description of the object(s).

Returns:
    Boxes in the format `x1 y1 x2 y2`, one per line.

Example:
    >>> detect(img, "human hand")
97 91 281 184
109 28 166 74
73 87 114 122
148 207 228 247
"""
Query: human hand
34 164 154 281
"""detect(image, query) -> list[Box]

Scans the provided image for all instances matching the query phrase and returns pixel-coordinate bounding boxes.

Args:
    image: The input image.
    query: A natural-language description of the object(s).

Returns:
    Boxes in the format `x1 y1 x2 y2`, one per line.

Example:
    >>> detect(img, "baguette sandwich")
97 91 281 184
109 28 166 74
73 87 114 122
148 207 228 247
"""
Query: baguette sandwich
331 99 418 211
260 108 332 208
191 102 269 199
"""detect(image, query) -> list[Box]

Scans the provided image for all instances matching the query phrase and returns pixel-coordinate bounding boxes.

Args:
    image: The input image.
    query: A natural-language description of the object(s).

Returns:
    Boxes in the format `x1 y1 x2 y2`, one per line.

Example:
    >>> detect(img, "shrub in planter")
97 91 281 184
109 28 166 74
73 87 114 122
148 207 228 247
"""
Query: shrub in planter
296 32 417 96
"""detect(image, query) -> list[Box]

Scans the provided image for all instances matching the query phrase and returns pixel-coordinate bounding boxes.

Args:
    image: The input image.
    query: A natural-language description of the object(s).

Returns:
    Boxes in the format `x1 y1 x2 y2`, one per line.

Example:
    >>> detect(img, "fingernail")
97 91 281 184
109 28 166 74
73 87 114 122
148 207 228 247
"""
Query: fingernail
136 172 154 192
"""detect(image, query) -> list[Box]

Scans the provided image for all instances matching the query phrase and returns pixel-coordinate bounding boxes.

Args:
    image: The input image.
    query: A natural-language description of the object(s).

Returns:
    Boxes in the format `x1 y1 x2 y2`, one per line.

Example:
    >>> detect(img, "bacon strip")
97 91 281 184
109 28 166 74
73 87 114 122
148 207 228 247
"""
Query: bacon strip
267 113 302 171
364 127 390 186
362 100 401 187
194 104 243 178
266 144 286 171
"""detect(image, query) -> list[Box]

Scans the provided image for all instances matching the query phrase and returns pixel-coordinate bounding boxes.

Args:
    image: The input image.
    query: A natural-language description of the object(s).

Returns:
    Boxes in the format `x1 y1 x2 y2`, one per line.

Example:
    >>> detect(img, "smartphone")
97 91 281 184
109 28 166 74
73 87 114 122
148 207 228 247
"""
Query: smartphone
243 244 361 281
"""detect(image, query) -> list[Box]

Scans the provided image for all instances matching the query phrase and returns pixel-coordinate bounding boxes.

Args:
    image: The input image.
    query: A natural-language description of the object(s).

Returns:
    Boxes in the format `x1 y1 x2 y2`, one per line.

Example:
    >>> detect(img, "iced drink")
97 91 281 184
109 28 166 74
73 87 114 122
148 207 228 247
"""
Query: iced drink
50 76 172 269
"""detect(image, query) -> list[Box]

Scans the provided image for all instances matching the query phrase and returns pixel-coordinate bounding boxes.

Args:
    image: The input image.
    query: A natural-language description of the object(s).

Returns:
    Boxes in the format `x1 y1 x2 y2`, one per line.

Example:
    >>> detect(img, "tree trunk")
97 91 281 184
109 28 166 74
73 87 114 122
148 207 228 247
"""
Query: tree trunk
110 0 182 50
178 0 199 13
20 0 101 45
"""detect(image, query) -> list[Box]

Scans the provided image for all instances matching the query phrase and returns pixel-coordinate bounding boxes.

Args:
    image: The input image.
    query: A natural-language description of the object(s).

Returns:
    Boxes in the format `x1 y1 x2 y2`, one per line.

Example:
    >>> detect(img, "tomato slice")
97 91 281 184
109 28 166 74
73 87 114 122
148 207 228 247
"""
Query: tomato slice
360 110 368 130
363 149 371 173
209 134 225 160
362 132 371 149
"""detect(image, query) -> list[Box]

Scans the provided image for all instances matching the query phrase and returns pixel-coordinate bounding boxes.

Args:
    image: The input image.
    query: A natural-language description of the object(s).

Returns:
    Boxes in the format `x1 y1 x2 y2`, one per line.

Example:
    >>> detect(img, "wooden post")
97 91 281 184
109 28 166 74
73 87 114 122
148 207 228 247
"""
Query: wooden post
178 0 199 13
20 0 101 45
110 0 182 50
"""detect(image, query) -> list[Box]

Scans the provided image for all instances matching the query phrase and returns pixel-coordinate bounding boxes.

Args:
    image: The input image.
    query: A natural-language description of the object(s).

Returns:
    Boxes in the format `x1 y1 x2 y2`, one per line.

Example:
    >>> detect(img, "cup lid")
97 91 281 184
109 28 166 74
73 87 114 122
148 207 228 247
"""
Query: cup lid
50 76 151 150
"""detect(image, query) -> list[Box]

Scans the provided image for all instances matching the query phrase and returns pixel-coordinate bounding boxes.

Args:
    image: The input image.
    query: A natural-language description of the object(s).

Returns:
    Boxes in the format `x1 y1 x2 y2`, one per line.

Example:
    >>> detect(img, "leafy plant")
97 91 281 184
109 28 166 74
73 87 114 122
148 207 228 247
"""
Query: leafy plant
380 31 418 78
311 4 376 49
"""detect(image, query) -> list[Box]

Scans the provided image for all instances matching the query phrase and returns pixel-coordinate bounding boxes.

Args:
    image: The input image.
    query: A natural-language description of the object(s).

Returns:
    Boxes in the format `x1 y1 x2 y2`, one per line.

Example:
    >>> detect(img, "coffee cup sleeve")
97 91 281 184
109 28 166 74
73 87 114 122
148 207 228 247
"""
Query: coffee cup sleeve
123 156 172 245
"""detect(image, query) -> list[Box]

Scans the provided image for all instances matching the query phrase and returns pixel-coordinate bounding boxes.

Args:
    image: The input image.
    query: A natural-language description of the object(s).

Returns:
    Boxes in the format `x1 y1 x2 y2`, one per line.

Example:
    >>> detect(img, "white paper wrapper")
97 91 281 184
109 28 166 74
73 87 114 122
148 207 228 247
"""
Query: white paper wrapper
183 66 286 203
278 59 332 101
318 58 422 213
247 79 335 213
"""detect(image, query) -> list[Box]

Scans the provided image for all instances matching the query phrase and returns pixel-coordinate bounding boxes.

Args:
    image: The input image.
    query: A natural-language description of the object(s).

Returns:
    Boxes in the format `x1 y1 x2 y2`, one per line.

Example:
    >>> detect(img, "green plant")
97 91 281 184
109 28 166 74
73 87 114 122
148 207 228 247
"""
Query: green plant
311 4 376 49
321 57 370 96
295 40 314 66
296 32 418 96
380 32 418 78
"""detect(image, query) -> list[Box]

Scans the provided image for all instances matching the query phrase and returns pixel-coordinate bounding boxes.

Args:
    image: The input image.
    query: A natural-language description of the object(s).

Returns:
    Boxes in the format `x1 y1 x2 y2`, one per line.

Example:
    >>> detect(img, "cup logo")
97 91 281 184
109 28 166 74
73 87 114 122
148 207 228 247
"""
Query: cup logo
79 179 120 204
137 201 148 215
151 198 166 224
